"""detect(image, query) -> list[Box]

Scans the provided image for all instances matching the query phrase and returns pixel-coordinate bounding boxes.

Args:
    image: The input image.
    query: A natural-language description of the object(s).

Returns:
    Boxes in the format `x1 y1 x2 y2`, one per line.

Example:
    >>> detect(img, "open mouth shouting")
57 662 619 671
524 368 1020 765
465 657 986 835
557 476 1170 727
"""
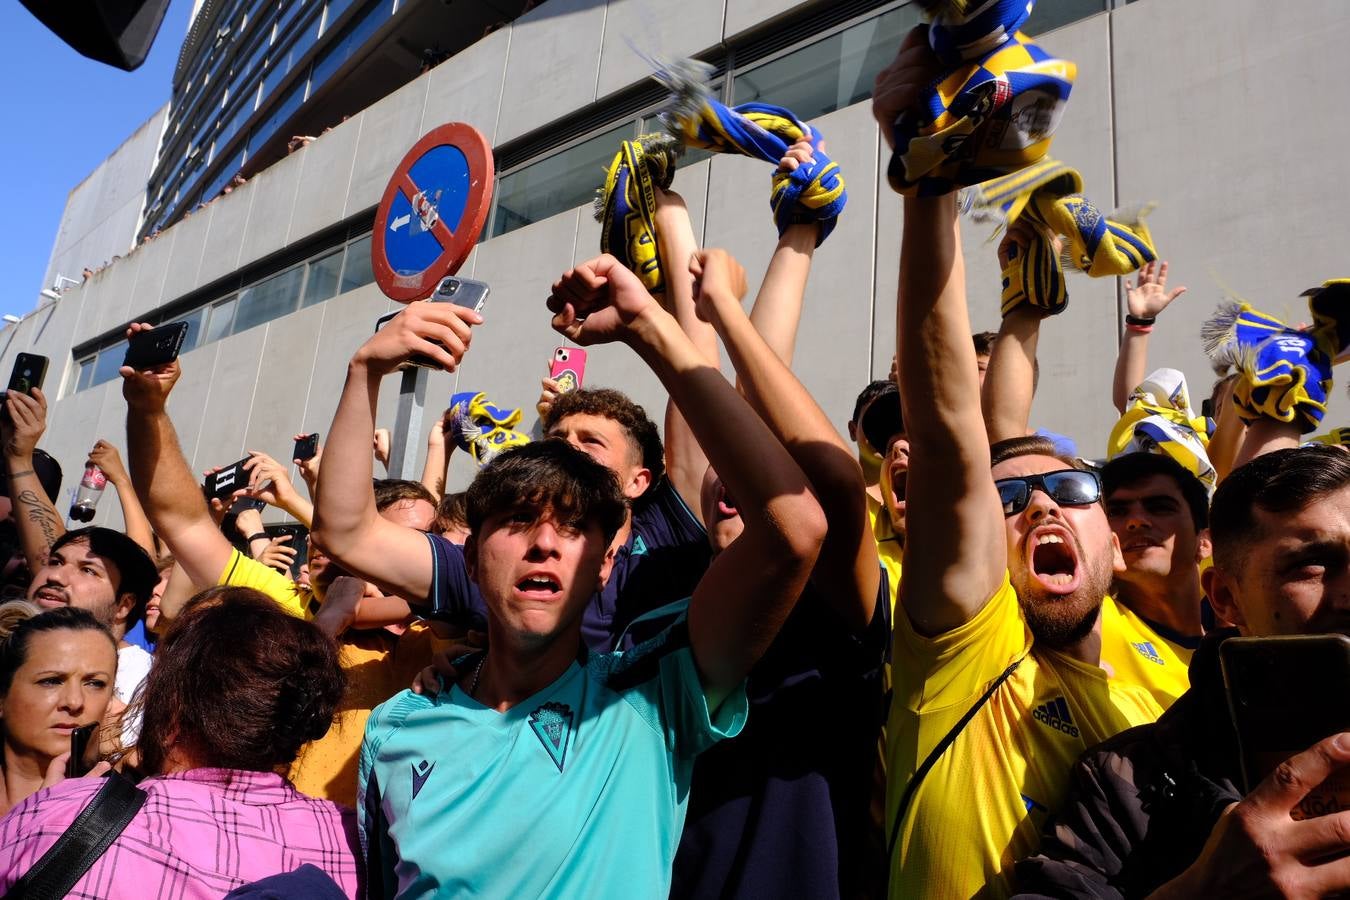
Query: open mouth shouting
515 572 563 601
1026 526 1081 595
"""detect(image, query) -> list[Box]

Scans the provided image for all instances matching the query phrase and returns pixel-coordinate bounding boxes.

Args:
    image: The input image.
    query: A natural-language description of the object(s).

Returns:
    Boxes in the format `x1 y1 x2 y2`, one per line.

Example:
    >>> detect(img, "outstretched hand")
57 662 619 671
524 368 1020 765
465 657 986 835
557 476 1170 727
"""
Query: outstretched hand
120 322 182 411
1126 260 1186 320
547 254 661 346
689 249 748 325
352 301 481 376
872 26 942 152
2 387 48 461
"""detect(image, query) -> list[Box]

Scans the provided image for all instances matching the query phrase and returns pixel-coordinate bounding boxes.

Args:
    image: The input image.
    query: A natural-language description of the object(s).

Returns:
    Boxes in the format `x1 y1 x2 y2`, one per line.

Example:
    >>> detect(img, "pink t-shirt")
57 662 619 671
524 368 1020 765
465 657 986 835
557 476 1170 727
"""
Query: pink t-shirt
0 769 360 898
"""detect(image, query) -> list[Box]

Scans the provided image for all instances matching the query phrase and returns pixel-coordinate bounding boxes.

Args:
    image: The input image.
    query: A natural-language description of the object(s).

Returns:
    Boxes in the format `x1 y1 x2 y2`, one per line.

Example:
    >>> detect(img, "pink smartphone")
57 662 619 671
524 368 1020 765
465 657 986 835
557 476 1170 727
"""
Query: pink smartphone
549 347 587 394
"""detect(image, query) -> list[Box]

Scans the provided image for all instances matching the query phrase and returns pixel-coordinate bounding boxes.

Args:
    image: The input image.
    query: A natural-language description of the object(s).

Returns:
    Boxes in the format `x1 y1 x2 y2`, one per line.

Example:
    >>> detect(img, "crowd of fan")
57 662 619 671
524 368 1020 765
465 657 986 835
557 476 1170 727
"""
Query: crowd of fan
1 15 1349 900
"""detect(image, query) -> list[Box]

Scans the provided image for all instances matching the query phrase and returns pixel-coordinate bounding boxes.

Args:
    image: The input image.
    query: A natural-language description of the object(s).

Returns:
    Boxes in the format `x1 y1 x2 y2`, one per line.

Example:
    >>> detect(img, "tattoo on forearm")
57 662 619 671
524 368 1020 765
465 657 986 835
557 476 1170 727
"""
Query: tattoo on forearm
16 489 61 557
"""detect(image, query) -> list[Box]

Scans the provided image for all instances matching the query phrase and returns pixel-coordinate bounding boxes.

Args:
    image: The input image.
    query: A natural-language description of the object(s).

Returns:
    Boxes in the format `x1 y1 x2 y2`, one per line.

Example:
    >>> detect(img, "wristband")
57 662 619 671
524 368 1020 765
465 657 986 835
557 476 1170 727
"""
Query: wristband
246 532 269 543
1125 313 1156 327
1125 323 1154 334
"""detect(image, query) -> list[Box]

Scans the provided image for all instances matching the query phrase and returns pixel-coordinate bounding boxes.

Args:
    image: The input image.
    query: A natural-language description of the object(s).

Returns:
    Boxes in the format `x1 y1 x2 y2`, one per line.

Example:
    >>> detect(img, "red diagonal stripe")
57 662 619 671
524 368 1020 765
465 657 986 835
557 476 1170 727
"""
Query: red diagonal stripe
398 173 457 251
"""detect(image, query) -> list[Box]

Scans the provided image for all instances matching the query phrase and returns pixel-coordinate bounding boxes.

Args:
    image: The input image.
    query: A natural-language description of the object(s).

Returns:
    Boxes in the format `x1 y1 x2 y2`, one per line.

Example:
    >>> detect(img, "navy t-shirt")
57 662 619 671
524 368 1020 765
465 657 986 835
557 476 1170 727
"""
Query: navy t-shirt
424 480 711 652
669 574 891 900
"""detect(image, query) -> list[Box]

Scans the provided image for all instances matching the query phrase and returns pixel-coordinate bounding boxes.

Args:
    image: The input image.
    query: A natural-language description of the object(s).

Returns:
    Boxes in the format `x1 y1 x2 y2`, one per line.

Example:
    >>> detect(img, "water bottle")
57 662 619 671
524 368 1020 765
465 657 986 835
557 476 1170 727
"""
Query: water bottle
69 464 106 523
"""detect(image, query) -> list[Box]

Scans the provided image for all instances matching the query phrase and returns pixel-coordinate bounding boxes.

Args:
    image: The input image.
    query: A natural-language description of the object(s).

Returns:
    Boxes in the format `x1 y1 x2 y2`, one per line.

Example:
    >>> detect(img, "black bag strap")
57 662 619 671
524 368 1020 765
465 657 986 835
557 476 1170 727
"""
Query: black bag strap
886 655 1025 868
9 772 147 900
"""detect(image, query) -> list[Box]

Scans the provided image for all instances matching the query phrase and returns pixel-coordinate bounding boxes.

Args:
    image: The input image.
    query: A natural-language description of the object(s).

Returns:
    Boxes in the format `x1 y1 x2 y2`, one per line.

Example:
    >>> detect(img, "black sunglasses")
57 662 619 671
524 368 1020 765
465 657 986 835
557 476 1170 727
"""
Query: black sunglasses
995 469 1101 516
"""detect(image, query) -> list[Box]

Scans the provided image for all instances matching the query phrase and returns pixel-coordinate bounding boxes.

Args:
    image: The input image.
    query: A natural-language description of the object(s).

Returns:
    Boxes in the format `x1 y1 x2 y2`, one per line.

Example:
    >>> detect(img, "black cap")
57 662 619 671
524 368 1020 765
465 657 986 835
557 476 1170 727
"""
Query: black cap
52 526 159 625
0 448 62 504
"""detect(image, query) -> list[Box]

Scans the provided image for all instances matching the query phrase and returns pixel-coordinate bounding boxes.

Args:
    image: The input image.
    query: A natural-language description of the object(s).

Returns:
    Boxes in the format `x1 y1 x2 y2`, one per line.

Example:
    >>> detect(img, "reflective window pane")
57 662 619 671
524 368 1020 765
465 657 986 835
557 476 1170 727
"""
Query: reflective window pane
91 343 126 388
248 79 306 157
733 4 919 120
339 235 374 294
235 266 303 333
75 356 96 393
304 249 344 306
492 123 631 239
1024 0 1108 34
169 308 206 354
311 0 393 90
205 295 238 343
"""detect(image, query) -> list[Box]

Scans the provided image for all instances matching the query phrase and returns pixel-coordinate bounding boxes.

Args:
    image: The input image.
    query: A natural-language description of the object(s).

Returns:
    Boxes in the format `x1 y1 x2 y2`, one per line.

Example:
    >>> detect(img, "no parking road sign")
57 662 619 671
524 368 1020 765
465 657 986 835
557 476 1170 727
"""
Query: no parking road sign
372 123 494 302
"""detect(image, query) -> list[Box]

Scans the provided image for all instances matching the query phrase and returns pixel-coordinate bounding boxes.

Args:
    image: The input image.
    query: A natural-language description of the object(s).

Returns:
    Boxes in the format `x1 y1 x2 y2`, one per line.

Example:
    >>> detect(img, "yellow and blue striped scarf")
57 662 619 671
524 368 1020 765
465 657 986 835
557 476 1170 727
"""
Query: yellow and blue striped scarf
964 158 1156 315
1107 368 1216 496
887 1 1076 196
448 391 530 466
655 61 846 244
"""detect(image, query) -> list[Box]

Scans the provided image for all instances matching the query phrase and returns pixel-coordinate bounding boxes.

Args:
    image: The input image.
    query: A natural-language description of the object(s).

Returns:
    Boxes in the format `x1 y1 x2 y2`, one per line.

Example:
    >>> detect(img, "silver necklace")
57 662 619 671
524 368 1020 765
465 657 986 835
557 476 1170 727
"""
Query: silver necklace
468 652 486 698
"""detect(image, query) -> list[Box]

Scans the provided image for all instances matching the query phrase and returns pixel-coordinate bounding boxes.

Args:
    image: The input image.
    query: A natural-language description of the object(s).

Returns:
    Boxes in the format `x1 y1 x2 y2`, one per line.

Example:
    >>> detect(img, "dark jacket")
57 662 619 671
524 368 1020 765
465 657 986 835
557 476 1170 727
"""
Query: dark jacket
1012 629 1243 899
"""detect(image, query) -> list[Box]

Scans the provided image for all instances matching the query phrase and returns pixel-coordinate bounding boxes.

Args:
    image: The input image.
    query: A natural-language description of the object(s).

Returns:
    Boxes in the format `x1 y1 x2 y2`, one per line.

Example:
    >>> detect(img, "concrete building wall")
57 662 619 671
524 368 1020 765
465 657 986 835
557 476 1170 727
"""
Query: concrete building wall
7 0 1347 529
40 106 167 302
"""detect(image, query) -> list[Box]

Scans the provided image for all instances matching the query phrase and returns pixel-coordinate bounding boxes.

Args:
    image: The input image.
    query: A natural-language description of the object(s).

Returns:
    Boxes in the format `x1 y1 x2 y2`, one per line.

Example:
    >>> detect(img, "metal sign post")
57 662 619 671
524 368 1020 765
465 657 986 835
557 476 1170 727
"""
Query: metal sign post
372 123 494 479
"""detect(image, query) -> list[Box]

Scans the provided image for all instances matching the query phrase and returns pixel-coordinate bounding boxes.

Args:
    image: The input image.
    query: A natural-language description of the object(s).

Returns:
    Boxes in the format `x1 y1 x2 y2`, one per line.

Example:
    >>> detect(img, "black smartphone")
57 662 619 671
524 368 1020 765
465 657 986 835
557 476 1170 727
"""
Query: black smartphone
1201 398 1215 419
123 321 189 370
229 496 266 514
66 722 98 778
7 353 48 397
1222 634 1350 816
204 457 251 501
293 433 319 462
265 523 309 579
374 276 491 368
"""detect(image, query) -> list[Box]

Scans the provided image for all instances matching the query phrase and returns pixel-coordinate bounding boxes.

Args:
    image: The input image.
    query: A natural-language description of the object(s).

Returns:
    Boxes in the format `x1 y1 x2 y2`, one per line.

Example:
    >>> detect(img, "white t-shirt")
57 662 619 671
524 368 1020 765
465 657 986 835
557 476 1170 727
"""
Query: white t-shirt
116 643 153 745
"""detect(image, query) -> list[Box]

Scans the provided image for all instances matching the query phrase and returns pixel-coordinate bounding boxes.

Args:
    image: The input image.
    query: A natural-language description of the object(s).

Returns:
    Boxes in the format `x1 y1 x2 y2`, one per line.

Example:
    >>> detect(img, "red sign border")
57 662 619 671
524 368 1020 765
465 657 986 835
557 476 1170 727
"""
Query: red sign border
372 122 495 303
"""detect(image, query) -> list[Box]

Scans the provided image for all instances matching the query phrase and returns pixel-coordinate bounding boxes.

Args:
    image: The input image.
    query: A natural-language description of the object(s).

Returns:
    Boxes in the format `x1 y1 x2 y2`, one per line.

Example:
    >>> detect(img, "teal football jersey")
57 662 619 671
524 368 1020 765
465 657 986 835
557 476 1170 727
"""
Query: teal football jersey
358 620 747 898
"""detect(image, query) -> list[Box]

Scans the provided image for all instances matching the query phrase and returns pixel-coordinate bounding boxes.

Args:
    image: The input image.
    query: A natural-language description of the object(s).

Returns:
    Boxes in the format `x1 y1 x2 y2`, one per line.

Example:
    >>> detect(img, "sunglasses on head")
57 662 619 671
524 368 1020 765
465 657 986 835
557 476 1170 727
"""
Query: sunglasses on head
995 469 1101 516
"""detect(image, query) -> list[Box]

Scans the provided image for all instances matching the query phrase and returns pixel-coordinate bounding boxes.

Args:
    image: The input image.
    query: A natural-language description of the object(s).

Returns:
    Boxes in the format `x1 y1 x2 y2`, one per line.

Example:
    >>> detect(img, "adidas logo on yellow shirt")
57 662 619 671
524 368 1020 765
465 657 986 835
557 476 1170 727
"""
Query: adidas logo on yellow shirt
1032 697 1080 738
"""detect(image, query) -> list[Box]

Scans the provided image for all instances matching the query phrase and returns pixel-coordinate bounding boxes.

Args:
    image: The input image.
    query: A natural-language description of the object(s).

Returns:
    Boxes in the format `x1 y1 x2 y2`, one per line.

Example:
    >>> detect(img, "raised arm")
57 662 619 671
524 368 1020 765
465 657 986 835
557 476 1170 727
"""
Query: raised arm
420 407 454 500
121 324 235 591
875 28 1006 635
235 450 314 528
982 223 1047 443
1112 260 1187 413
654 188 717 521
310 300 479 602
549 252 825 709
88 441 156 555
2 389 64 573
707 229 879 632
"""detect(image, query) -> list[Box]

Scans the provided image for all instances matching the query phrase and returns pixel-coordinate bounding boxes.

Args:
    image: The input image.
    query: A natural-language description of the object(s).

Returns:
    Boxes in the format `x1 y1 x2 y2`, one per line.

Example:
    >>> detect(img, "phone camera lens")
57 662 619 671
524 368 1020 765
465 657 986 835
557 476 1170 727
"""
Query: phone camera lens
558 350 568 361
444 281 459 294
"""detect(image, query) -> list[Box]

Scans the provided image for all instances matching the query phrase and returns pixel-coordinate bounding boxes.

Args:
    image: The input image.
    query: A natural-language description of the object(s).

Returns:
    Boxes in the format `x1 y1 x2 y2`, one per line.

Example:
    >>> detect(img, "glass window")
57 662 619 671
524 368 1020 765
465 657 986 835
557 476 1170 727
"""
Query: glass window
205 295 238 343
1024 0 1107 34
248 79 306 157
310 0 393 89
235 266 304 332
322 0 361 34
167 308 206 354
733 4 920 121
90 343 126 389
304 248 344 306
491 123 632 239
74 356 96 393
339 235 374 294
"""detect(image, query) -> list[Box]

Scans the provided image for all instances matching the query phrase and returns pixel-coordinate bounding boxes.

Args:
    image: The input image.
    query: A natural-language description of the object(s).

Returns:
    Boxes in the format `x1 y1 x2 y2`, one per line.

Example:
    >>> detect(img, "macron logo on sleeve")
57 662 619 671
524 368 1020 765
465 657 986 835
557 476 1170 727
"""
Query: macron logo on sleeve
411 759 435 799
1032 697 1080 738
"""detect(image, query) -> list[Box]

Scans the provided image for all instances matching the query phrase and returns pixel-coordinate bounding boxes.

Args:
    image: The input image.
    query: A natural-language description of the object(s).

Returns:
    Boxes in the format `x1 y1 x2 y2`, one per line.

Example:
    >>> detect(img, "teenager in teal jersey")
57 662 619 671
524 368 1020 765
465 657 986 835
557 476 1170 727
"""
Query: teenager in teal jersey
346 249 826 898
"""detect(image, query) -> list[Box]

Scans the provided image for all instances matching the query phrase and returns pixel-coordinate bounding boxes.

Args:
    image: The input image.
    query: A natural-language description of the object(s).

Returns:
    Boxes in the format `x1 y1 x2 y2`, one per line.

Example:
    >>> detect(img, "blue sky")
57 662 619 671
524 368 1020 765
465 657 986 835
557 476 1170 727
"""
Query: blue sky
0 0 193 321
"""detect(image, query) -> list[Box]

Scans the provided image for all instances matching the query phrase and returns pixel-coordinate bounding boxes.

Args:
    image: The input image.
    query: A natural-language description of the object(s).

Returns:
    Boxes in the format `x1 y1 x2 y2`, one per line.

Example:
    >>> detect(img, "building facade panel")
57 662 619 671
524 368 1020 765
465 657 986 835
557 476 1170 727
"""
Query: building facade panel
237 149 305 268
495 0 608 144
343 77 430 219
595 0 725 99
421 27 512 147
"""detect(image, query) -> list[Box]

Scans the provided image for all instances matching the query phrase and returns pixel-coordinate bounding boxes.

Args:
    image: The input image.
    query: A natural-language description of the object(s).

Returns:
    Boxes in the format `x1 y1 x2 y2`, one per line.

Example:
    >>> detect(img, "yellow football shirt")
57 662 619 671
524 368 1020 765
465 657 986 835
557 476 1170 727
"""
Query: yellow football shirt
867 495 903 615
218 548 315 620
1099 596 1194 710
886 573 1164 899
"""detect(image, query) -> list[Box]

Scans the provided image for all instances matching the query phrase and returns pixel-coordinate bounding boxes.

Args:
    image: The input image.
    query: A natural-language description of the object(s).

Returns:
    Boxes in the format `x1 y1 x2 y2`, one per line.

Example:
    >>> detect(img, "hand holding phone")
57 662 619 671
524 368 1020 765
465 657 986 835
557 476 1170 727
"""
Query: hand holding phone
372 277 489 369
293 433 319 462
549 347 587 395
204 457 251 501
66 722 99 778
7 353 48 398
124 321 189 370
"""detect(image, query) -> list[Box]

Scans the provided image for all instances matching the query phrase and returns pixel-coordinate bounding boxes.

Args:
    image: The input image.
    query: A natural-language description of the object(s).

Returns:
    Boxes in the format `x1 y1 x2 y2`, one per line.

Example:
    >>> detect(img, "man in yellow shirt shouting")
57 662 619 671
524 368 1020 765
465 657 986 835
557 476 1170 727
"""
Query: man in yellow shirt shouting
874 29 1165 898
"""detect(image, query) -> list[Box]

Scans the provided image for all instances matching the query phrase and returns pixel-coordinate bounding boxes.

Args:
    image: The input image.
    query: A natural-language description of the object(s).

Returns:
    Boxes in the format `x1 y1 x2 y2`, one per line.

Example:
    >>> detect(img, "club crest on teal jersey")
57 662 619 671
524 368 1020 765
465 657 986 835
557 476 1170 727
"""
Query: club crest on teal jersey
529 701 574 772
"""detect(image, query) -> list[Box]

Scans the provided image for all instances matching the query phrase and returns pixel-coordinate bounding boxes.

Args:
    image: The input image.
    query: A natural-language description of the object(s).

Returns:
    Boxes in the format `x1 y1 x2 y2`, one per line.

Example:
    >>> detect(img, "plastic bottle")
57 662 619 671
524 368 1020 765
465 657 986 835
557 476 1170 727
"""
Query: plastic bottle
69 464 106 523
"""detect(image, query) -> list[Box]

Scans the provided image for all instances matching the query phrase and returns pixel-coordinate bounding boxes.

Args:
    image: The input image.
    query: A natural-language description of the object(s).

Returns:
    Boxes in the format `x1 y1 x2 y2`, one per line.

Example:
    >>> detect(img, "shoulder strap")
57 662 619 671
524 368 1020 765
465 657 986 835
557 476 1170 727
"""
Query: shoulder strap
886 656 1024 869
9 773 147 900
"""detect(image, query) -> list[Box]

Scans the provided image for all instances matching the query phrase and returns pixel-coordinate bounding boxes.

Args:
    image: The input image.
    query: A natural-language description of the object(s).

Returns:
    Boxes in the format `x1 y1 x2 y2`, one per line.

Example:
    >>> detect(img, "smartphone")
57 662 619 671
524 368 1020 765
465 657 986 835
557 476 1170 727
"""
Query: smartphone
229 496 266 515
374 277 491 368
123 321 189 370
549 347 587 395
293 433 319 462
7 353 48 397
66 722 98 778
1222 634 1350 816
265 523 309 579
204 457 251 501
1201 398 1215 420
